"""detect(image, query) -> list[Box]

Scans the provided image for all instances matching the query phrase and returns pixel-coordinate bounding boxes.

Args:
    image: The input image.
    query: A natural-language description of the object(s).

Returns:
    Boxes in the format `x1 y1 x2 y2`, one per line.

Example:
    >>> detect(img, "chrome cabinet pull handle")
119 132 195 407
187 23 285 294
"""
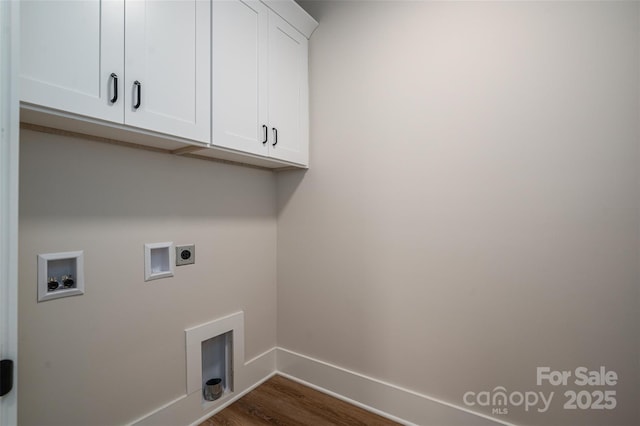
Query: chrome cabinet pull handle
133 80 141 109
110 73 118 104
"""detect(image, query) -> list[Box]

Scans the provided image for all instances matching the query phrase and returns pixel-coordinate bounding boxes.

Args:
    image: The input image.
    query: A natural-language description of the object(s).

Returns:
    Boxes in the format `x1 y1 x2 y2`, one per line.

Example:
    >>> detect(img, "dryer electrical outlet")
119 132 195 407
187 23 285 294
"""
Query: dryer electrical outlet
176 244 195 266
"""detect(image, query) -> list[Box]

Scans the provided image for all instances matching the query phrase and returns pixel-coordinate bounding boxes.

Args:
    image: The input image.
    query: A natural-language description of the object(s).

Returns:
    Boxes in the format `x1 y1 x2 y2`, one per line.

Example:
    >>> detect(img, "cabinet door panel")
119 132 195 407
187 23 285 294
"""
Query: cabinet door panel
125 0 210 143
267 11 308 165
212 0 268 156
20 0 124 123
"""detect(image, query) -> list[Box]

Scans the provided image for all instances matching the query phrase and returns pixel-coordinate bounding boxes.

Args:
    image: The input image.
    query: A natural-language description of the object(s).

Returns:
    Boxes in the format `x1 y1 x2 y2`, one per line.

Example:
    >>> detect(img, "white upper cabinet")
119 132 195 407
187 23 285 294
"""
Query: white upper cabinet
212 0 269 157
267 10 309 165
20 0 317 168
20 0 125 124
212 0 314 167
20 0 211 144
125 0 210 142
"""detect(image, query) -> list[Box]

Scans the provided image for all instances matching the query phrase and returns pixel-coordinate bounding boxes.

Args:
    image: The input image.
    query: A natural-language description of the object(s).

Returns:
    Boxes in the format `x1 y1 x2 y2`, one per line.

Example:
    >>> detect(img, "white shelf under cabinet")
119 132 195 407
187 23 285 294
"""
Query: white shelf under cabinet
21 106 308 170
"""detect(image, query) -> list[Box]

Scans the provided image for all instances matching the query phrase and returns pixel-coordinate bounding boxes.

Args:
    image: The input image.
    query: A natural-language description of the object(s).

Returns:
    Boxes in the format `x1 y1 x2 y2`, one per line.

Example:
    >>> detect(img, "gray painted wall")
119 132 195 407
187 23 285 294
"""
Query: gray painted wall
278 1 640 425
18 130 277 425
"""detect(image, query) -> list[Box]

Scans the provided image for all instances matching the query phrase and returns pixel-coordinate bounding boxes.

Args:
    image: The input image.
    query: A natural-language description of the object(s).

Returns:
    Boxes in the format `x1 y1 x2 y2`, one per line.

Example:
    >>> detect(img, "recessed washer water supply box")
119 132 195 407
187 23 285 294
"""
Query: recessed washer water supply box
37 251 84 302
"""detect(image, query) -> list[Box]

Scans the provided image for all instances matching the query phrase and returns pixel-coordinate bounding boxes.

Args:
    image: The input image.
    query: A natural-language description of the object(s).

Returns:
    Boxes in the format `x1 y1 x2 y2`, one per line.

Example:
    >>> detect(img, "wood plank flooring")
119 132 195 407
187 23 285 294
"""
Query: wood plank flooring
201 375 401 426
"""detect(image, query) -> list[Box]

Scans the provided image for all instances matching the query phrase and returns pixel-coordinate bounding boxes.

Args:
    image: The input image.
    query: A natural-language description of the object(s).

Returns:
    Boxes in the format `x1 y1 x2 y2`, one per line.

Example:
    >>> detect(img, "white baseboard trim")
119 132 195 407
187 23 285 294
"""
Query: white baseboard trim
276 347 518 426
130 346 519 426
129 347 277 426
278 371 414 425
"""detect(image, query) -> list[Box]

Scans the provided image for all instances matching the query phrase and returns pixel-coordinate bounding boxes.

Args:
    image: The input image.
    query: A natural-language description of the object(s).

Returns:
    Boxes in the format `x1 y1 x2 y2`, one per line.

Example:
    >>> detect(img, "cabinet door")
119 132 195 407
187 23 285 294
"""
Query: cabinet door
212 0 268 156
267 10 309 166
125 0 210 143
20 0 124 124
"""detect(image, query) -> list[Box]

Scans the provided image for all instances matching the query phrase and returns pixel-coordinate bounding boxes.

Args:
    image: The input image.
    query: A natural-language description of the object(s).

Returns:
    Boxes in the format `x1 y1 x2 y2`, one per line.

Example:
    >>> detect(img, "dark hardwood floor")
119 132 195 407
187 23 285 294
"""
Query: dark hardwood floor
201 375 401 426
